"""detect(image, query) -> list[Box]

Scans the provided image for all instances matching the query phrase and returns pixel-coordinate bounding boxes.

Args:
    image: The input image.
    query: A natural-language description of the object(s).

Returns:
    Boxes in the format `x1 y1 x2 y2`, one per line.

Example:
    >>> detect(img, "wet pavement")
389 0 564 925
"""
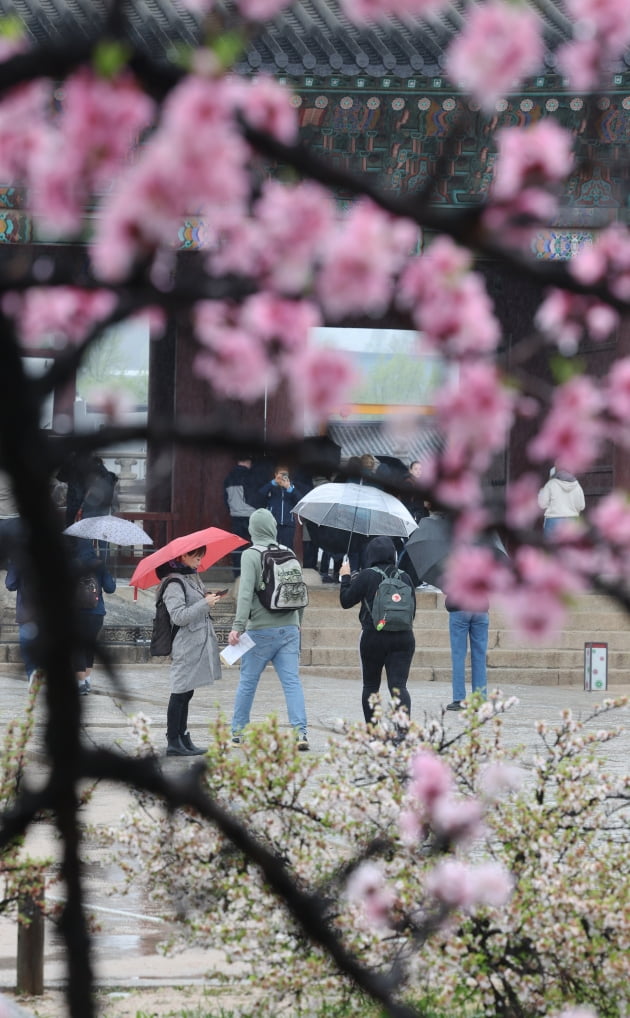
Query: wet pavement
0 660 627 993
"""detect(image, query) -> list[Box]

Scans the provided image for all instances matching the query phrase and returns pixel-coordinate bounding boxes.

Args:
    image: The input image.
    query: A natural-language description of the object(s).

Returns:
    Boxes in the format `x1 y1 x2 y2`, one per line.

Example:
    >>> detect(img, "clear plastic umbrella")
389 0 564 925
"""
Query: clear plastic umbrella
292 482 418 540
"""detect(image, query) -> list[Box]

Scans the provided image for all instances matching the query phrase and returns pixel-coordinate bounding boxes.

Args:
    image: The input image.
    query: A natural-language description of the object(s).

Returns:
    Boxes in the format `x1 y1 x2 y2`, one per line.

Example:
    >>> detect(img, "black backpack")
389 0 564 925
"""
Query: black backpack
76 574 101 611
368 567 415 632
150 577 186 656
253 543 309 612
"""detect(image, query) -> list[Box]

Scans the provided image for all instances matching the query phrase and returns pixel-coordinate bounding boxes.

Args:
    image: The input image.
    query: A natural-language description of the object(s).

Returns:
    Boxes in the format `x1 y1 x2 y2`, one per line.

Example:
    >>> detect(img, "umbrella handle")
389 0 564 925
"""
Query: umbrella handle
345 478 362 558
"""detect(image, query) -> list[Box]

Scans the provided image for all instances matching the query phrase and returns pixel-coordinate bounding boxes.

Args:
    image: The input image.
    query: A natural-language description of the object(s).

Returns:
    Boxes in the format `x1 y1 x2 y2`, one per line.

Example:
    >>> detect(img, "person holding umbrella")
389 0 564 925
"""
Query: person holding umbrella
156 546 223 757
129 526 246 756
339 536 416 726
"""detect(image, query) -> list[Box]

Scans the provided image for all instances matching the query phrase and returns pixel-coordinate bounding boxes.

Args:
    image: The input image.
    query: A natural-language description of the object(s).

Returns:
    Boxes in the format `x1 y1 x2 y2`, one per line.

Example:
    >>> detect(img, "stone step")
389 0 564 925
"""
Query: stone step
297 662 625 687
301 643 630 670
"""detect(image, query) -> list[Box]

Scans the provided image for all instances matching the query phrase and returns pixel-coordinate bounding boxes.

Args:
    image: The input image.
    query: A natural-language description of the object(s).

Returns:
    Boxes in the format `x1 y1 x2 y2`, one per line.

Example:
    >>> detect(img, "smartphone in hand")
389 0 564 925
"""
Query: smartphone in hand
214 588 229 597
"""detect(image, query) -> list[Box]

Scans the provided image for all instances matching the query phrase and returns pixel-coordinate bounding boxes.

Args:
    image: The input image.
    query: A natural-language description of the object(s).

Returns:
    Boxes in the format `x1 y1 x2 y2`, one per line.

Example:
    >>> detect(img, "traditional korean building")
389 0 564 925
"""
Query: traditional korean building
2 0 629 536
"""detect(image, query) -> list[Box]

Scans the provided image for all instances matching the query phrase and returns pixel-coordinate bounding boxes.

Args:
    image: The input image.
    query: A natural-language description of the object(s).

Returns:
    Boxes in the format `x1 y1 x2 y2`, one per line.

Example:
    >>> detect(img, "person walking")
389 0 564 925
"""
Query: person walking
71 539 117 696
445 595 489 711
223 455 257 576
537 466 585 539
339 536 416 725
156 546 223 757
228 508 309 750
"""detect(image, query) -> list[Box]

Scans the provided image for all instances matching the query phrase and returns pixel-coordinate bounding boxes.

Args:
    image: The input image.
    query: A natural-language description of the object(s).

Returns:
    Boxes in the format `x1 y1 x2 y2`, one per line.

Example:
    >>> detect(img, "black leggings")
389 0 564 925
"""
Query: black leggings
167 690 194 741
359 627 414 724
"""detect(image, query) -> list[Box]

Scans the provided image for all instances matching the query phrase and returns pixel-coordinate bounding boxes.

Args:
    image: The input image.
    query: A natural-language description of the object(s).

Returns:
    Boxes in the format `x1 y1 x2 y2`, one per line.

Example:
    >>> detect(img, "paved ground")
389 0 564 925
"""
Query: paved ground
0 660 627 1011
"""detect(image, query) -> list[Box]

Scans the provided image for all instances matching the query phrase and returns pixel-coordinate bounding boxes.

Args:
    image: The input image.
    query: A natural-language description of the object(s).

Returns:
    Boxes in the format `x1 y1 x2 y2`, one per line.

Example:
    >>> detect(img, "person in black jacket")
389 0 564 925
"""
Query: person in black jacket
339 536 416 725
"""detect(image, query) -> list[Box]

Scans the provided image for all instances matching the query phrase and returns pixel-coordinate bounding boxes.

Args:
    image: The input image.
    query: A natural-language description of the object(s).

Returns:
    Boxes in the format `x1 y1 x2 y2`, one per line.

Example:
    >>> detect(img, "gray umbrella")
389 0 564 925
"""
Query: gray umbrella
63 516 153 546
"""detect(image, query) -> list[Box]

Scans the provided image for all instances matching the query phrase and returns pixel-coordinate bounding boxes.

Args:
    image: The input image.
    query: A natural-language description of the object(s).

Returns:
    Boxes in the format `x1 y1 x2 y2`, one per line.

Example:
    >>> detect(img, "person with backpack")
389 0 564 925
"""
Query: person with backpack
155 547 223 757
227 508 310 751
70 538 116 695
339 536 416 726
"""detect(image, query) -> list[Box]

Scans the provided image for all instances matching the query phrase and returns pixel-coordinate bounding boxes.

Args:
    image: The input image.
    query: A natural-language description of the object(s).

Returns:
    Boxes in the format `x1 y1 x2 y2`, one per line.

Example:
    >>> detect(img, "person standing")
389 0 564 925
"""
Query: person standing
339 536 416 725
157 547 223 757
71 539 117 696
257 465 303 550
537 466 585 539
401 461 430 525
445 595 489 711
5 558 43 688
0 470 21 567
228 508 309 750
223 455 257 576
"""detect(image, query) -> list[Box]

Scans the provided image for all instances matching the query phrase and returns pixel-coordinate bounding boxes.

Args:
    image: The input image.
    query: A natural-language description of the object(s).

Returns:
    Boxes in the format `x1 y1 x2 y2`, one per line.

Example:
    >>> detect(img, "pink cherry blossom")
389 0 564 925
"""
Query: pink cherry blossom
535 290 619 354
237 75 297 144
317 201 417 319
345 861 395 928
398 238 501 357
565 0 630 53
407 750 452 810
194 325 276 401
288 346 358 427
491 121 574 203
468 861 514 907
570 224 630 301
4 287 116 349
590 492 630 546
435 363 515 458
341 0 450 20
445 1 543 111
442 545 511 611
235 0 294 19
424 859 476 909
479 761 524 800
528 376 604 473
515 544 586 597
240 294 320 361
556 38 603 92
431 796 483 844
399 808 424 846
506 473 543 530
606 357 630 422
497 585 570 644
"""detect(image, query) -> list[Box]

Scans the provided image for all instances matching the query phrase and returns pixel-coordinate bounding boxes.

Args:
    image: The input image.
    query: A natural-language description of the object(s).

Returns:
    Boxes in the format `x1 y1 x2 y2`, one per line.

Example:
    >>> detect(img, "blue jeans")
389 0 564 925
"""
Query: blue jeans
448 611 489 701
231 626 307 736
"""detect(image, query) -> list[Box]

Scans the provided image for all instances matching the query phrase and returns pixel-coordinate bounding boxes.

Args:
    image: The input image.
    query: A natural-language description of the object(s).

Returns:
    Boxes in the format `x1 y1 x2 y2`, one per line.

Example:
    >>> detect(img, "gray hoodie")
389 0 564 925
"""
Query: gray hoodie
232 508 304 633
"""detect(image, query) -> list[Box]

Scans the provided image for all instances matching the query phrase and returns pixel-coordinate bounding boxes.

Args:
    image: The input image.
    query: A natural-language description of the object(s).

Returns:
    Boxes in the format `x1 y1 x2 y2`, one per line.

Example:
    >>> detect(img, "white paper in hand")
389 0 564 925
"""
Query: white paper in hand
220 631 255 666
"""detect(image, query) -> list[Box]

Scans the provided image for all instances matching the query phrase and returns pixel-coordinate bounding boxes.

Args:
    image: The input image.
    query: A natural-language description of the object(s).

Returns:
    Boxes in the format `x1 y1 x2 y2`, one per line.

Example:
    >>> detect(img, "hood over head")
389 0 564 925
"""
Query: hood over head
248 507 278 545
365 536 397 568
554 468 577 483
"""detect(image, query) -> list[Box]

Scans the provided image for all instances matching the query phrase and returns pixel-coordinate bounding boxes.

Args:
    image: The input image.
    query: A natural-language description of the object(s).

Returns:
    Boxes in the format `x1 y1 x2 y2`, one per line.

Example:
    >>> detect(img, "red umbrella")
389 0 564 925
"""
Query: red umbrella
129 526 247 590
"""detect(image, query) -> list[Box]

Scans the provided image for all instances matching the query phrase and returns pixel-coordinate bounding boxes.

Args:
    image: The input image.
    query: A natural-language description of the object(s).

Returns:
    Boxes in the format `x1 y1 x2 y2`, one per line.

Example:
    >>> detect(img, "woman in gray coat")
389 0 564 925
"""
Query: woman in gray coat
157 546 223 757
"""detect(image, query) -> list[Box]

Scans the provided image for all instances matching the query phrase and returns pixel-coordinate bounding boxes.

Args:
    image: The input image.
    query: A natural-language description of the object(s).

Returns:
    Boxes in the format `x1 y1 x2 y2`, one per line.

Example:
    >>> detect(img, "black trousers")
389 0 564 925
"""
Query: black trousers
167 690 194 741
359 627 414 724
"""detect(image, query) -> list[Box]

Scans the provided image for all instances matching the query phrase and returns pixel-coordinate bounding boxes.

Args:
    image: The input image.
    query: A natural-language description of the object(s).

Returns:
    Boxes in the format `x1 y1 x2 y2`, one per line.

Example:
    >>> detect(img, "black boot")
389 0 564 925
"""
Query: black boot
166 735 197 757
180 731 206 755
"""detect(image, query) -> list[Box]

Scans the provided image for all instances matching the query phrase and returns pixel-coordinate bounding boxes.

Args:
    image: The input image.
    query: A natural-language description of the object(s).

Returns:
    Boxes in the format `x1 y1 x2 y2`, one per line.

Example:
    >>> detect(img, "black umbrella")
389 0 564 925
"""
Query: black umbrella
401 517 509 589
400 515 452 587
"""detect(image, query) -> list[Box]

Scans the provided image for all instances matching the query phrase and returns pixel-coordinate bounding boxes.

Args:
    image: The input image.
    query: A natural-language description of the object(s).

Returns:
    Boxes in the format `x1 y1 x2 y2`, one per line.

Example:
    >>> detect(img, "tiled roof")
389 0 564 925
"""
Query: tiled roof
327 419 443 464
1 0 586 80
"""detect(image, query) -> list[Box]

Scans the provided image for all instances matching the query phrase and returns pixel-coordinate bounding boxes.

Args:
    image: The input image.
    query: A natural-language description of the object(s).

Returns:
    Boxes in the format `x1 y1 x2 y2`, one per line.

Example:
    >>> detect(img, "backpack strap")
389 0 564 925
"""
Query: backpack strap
362 566 387 616
157 576 186 608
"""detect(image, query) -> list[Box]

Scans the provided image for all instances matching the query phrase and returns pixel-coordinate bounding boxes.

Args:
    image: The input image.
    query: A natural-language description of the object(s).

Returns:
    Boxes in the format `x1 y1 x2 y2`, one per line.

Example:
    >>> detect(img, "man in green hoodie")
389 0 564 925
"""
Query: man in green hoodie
228 508 309 751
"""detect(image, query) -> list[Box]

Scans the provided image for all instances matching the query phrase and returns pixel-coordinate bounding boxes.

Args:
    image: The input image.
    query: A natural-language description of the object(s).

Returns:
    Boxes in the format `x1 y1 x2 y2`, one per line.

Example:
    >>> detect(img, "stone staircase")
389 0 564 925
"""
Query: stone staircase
1 569 629 687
